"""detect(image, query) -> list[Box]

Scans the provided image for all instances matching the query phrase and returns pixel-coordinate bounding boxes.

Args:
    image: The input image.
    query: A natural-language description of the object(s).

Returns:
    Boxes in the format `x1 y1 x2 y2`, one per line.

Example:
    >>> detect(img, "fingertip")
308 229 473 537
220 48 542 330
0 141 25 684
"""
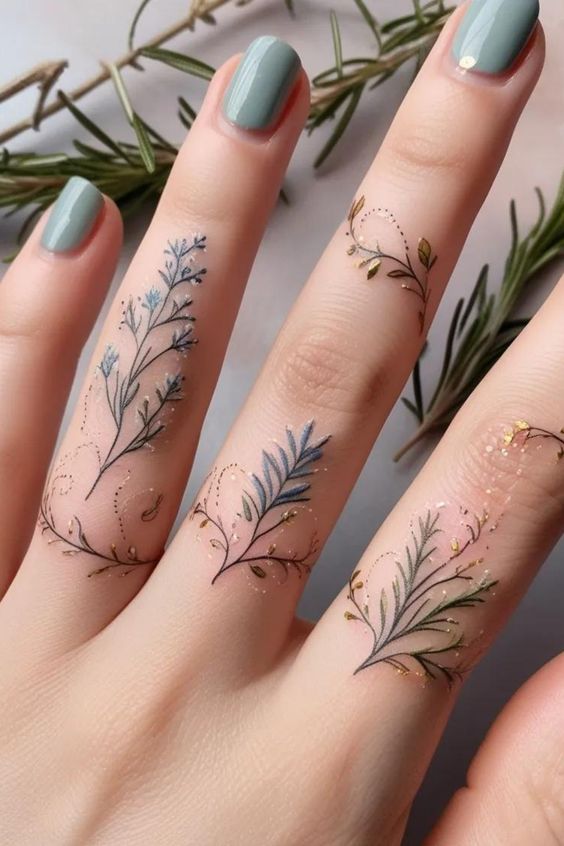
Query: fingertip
197 40 309 142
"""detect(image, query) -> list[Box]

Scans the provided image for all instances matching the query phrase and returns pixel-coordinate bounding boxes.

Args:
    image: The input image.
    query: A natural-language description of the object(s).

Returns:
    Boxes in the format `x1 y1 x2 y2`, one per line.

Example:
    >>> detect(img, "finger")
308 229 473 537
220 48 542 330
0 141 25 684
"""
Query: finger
6 38 309 651
291 265 564 840
427 652 564 845
0 183 121 596
119 1 545 679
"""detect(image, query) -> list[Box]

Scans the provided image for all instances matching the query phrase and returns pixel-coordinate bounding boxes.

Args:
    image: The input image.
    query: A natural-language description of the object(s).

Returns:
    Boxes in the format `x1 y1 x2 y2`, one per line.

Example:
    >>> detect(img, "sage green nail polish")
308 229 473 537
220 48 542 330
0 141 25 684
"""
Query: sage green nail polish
452 0 539 74
223 36 301 131
41 176 103 253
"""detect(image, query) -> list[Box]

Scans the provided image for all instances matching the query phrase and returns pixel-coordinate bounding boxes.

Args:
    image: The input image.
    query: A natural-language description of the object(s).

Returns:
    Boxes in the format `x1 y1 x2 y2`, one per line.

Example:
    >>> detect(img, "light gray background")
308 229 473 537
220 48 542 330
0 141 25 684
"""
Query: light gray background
1 1 563 842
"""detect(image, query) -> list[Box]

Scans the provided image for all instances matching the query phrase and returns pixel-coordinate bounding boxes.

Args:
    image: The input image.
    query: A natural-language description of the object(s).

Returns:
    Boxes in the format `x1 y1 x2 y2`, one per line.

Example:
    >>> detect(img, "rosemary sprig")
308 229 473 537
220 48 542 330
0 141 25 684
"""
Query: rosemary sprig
309 0 453 167
395 176 564 461
0 0 234 146
0 0 455 239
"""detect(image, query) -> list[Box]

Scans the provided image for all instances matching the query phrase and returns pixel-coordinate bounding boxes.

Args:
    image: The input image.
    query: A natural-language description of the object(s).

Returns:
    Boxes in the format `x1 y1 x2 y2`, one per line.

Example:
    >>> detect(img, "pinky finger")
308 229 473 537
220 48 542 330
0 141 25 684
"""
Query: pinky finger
427 653 564 845
0 180 122 593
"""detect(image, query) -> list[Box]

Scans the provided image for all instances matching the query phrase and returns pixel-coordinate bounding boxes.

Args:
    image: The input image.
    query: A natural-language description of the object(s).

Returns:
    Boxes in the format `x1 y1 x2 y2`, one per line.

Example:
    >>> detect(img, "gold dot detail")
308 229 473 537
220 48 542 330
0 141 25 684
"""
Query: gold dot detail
459 55 477 69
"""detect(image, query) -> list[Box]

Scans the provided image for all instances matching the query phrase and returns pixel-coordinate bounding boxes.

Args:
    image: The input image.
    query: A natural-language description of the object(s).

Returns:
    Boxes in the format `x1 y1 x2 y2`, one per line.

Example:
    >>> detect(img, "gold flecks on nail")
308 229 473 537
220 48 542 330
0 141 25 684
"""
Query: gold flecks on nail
459 55 477 69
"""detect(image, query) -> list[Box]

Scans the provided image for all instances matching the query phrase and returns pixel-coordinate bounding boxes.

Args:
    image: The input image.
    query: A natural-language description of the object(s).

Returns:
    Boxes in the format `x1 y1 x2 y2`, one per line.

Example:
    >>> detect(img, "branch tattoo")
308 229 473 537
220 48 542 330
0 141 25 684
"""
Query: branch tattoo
346 195 436 332
345 420 564 685
193 421 330 584
39 236 207 575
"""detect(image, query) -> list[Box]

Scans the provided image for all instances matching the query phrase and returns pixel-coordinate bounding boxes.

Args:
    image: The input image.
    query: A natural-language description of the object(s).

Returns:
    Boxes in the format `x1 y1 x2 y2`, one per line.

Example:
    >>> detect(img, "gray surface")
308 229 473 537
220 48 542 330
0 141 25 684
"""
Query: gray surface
1 1 563 842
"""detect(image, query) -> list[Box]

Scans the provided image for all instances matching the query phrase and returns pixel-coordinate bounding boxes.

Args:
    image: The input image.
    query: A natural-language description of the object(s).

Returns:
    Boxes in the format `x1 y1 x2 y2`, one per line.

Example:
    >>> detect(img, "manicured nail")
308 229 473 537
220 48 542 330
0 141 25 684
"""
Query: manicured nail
41 176 104 253
452 0 539 74
223 36 301 131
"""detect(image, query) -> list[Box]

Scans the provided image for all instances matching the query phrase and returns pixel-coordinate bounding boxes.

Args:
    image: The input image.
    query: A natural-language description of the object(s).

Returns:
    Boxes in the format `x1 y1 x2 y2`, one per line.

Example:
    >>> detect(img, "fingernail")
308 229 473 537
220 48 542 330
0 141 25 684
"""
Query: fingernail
223 36 301 131
452 0 539 75
41 176 104 253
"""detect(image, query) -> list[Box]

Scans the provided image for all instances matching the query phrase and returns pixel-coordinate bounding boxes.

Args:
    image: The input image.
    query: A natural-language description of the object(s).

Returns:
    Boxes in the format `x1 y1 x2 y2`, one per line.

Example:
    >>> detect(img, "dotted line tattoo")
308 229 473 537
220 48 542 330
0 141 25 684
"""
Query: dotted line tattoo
346 195 436 332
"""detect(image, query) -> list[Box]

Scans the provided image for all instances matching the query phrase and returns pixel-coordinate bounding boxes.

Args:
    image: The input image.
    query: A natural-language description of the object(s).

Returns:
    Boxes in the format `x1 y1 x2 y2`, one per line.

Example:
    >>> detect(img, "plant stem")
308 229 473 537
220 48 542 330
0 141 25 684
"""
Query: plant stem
396 178 564 460
0 0 234 146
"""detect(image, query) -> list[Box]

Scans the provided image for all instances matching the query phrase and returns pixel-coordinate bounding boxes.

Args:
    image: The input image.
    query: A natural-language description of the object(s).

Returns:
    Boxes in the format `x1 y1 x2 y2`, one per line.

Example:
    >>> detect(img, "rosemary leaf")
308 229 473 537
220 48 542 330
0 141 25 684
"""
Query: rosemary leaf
57 91 135 164
395 176 564 461
177 96 197 129
140 47 215 81
107 63 156 173
351 0 382 48
128 0 154 50
330 10 344 79
309 0 454 166
314 84 364 169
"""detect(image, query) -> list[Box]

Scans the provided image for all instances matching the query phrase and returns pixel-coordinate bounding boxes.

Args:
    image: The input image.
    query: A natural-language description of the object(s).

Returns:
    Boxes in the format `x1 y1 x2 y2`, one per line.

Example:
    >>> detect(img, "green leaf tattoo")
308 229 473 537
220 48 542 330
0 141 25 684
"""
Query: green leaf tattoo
346 508 495 686
346 421 564 684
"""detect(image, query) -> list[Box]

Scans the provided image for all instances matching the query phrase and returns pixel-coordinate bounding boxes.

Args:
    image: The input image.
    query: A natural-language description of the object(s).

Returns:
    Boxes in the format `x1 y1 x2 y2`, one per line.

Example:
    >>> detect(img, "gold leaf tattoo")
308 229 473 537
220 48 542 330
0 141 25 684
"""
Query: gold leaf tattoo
346 195 436 332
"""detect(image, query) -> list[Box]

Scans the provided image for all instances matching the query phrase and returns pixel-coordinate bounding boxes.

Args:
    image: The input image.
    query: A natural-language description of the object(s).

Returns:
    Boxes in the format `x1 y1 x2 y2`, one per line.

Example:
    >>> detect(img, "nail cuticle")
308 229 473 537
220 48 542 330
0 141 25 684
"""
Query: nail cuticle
222 36 301 132
452 0 539 76
41 176 104 254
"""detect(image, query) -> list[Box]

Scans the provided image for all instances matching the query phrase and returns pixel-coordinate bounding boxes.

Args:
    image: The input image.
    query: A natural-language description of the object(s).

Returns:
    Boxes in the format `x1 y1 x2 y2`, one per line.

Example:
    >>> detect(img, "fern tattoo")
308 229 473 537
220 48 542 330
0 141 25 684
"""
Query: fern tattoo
346 195 436 332
86 236 207 499
39 235 206 576
345 420 564 683
193 421 330 584
345 508 496 685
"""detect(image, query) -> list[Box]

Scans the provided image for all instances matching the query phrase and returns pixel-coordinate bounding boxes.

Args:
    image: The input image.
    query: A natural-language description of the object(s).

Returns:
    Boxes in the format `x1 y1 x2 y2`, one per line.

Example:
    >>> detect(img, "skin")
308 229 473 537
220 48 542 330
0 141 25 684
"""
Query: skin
0 5 562 844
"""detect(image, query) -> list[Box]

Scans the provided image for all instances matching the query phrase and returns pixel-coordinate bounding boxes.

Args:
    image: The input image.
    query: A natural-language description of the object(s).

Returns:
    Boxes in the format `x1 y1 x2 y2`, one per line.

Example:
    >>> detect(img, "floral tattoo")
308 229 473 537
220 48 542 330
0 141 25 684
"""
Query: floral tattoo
39 236 207 575
193 421 330 584
87 236 207 499
345 420 564 684
346 195 436 332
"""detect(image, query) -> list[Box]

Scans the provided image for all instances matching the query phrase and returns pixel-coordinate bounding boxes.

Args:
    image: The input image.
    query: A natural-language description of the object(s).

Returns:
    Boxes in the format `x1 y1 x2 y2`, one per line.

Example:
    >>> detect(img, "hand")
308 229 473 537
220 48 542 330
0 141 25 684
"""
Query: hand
1 4 561 844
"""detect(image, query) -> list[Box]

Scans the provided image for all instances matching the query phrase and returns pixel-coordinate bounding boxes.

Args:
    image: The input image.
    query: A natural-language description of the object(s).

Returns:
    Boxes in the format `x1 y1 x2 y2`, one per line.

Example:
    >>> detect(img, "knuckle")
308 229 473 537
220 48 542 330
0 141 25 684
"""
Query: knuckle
447 415 564 527
385 123 469 184
161 171 235 229
0 298 67 348
270 319 388 416
160 144 257 229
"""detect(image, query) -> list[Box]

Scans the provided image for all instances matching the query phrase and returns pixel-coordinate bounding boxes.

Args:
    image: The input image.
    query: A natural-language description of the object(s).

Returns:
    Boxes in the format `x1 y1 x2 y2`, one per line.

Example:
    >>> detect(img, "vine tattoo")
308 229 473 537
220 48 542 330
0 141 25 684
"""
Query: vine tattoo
39 236 207 575
193 421 330 584
346 195 436 331
39 484 160 577
345 420 564 684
